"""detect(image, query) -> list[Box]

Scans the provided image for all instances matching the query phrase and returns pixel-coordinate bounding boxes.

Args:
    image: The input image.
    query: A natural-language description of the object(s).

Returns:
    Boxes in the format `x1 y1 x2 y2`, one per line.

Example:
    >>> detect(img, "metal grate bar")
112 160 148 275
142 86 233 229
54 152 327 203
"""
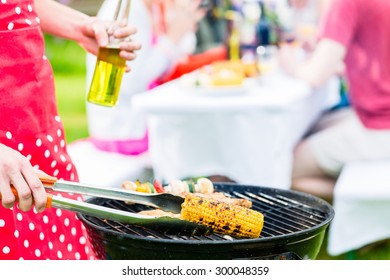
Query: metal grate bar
83 186 330 241
234 191 326 226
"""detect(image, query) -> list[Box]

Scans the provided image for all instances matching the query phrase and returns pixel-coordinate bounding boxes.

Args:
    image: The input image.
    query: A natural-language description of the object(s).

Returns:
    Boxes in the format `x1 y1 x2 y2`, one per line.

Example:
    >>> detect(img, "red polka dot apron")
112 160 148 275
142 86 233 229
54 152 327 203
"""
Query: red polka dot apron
0 0 95 260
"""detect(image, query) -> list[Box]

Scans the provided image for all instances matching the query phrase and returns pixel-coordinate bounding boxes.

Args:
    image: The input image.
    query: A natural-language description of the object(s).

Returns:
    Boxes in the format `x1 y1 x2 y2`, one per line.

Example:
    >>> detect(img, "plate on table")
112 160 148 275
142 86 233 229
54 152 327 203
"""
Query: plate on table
179 72 260 97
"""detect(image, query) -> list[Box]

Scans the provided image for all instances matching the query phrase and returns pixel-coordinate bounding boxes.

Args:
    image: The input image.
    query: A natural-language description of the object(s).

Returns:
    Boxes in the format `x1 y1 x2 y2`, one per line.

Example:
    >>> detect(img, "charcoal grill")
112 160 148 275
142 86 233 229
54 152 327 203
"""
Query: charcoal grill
78 183 334 260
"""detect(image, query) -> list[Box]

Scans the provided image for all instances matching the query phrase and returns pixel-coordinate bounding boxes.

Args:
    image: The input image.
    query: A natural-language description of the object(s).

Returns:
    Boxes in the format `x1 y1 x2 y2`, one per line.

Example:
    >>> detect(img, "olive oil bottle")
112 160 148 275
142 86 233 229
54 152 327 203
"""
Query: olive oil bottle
87 0 131 107
87 47 126 107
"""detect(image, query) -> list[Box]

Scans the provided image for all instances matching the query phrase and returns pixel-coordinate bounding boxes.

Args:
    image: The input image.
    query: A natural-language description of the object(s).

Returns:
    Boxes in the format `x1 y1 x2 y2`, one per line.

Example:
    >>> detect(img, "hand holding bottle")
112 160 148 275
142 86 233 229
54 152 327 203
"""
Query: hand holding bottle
87 0 141 107
80 17 140 65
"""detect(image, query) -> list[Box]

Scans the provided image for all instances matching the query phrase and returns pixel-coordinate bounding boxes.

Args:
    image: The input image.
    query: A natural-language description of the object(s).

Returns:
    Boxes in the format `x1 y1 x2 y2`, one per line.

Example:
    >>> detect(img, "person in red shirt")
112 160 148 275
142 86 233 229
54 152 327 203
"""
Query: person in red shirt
0 0 140 260
279 0 390 201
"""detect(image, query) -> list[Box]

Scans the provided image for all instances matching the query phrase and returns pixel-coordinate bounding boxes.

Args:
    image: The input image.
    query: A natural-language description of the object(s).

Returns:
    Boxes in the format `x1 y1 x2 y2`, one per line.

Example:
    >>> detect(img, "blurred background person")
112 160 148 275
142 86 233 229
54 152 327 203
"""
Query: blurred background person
279 0 390 202
286 0 330 50
86 0 207 156
284 0 349 111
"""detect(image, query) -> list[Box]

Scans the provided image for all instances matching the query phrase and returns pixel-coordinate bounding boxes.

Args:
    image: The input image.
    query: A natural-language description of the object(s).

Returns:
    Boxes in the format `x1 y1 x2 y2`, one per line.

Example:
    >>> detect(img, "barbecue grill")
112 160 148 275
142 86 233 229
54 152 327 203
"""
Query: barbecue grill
78 183 334 260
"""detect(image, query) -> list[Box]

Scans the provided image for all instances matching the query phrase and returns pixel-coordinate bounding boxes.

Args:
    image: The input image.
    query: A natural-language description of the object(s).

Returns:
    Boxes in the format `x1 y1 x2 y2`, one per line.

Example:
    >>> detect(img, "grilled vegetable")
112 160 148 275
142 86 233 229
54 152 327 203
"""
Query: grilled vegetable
180 193 264 238
195 178 214 194
122 181 156 193
153 180 164 193
165 179 189 194
165 177 214 195
122 181 137 191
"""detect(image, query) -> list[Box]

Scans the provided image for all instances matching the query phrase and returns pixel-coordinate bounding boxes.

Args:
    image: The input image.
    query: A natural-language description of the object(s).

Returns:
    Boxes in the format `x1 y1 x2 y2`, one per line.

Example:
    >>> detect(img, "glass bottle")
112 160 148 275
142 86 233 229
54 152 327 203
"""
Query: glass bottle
87 0 131 107
257 1 270 46
228 16 241 61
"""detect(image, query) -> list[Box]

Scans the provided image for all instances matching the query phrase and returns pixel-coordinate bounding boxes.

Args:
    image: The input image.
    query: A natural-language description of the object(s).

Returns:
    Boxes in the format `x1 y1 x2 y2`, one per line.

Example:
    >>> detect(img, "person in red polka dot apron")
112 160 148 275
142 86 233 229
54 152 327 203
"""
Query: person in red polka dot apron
0 0 141 260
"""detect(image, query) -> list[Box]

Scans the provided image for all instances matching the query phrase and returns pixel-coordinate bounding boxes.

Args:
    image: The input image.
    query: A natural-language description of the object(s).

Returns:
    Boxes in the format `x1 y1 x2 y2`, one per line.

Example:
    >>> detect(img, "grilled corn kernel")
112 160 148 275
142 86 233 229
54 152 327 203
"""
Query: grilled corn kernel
180 193 264 238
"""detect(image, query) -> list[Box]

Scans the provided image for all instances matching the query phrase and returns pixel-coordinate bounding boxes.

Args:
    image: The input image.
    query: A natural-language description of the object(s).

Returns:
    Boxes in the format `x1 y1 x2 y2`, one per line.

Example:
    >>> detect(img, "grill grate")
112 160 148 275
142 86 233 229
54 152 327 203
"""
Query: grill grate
82 187 329 241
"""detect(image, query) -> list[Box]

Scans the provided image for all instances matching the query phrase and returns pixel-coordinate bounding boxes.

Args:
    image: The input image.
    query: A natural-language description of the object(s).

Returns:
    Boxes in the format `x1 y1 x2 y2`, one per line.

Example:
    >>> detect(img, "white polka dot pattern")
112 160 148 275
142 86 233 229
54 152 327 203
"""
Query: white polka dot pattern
1 1 40 31
56 209 62 217
36 138 42 147
79 236 86 245
0 1 96 258
35 249 41 257
2 247 10 254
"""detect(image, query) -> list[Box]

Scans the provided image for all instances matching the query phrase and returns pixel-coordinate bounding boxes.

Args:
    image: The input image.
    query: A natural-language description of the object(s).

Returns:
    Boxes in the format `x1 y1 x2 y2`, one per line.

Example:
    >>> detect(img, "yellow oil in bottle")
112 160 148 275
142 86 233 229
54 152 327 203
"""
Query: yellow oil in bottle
229 26 240 61
87 46 126 107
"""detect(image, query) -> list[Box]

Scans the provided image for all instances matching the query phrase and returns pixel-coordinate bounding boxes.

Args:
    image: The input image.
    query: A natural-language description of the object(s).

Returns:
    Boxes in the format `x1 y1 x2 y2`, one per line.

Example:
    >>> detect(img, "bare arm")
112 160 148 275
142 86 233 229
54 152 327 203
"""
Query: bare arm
279 38 346 88
34 0 141 60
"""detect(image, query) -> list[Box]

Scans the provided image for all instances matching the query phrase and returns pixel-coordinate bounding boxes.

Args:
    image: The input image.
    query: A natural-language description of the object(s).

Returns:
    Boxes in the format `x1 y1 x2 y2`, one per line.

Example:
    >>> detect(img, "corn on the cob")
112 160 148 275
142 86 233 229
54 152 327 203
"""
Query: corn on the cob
180 193 264 238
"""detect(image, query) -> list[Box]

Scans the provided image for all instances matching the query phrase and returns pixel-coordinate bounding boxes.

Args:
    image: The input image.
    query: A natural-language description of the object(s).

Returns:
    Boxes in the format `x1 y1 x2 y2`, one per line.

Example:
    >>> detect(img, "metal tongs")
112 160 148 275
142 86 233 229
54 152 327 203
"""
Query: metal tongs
1 175 212 236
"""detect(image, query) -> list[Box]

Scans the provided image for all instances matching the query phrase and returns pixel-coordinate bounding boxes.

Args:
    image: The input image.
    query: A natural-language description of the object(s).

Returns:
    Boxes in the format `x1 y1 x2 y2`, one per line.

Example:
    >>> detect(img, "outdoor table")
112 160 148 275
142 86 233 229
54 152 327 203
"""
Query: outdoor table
130 70 340 189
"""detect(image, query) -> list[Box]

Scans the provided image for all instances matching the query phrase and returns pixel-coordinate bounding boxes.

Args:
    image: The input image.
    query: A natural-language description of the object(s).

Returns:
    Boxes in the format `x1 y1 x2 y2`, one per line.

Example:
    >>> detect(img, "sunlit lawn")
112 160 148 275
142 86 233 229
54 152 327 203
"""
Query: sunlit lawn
55 73 89 143
45 35 89 143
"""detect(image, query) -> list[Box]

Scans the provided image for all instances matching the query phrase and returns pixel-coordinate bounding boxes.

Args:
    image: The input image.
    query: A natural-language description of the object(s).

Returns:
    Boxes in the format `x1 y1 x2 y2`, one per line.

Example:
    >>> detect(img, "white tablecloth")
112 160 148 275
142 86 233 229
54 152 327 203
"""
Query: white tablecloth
327 160 390 256
130 71 339 188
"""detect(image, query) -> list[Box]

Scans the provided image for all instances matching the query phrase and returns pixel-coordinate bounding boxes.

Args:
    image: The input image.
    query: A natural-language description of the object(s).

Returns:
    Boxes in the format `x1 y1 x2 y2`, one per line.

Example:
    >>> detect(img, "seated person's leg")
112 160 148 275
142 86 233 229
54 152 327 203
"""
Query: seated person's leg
293 107 390 202
292 140 336 202
292 108 354 202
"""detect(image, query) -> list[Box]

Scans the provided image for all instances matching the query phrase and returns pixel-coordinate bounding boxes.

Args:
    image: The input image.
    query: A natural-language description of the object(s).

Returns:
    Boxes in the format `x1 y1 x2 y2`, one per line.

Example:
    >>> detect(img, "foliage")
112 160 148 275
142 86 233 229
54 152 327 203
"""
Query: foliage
44 34 89 143
44 34 86 74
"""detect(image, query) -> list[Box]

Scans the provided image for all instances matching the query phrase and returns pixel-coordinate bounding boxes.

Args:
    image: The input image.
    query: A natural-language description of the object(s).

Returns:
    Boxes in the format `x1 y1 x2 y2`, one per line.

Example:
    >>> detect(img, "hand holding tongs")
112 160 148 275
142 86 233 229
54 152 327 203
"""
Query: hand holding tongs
0 174 212 236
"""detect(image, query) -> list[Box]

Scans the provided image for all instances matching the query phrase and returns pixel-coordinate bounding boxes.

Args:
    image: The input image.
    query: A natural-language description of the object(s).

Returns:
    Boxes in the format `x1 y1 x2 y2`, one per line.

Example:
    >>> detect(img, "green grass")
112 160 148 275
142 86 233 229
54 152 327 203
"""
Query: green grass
316 232 390 260
55 73 89 143
45 35 89 143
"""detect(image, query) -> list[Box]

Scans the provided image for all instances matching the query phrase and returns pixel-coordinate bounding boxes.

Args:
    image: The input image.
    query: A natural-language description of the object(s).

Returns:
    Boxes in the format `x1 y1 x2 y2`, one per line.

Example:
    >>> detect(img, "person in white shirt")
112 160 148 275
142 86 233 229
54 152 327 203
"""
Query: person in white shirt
86 0 205 155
